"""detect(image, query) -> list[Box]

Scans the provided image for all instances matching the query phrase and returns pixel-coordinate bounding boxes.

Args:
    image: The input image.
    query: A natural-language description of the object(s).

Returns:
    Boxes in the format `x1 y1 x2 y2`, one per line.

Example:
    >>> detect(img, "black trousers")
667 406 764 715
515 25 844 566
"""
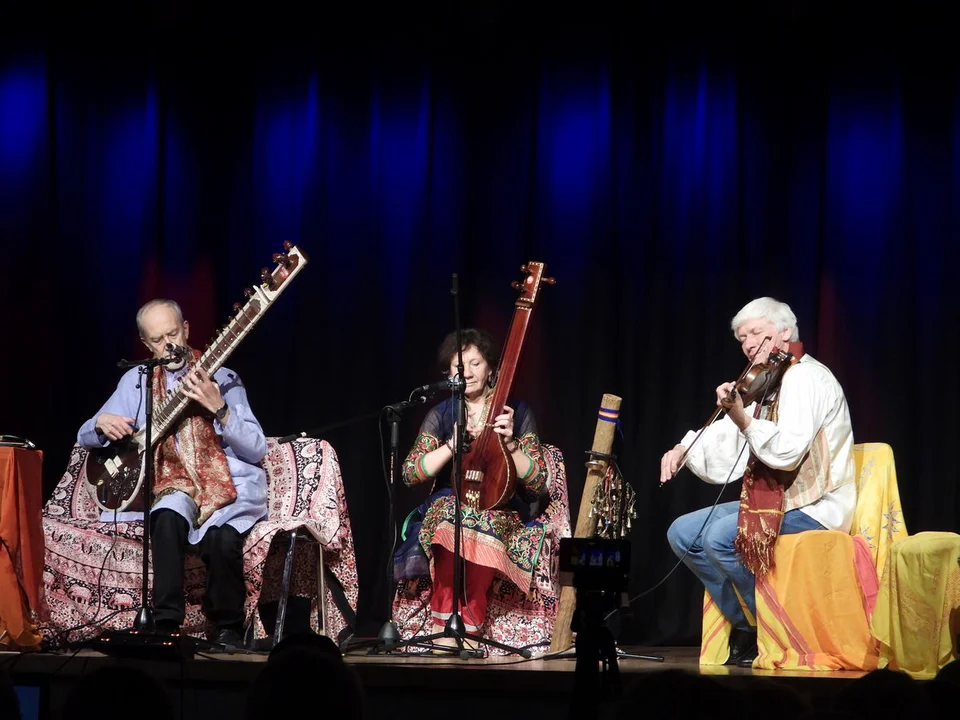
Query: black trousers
150 509 246 631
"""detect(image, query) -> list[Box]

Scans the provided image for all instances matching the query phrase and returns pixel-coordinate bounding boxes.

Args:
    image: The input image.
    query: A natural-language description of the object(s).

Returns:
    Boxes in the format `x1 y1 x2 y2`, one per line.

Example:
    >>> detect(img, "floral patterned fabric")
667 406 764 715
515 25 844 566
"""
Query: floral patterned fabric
39 438 357 647
392 443 571 655
394 398 549 594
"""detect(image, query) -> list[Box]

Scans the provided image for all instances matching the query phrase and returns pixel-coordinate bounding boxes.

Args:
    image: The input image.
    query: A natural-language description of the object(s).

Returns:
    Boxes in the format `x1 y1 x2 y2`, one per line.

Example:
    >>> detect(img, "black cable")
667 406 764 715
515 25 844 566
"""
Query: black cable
604 444 747 621
610 387 777 619
47 368 148 649
46 512 128 650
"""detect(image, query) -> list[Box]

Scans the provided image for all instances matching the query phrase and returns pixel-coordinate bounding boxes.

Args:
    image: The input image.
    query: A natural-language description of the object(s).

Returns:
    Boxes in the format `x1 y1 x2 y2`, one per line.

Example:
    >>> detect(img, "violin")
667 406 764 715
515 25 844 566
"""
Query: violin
675 343 795 473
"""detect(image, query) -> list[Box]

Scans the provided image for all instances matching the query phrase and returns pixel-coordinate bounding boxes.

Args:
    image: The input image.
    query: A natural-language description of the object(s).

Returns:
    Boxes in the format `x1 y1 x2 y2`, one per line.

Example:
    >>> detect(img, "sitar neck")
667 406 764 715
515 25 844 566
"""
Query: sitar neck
150 294 269 441
147 242 308 445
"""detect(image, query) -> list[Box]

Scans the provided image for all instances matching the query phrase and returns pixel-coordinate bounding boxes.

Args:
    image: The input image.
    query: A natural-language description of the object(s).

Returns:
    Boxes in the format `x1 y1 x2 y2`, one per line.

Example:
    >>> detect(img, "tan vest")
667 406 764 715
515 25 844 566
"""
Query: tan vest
760 399 852 513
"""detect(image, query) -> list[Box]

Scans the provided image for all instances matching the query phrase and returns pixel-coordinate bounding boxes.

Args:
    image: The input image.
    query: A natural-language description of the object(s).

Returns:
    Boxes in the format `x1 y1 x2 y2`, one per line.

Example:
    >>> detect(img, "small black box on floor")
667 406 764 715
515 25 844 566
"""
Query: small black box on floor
82 630 197 661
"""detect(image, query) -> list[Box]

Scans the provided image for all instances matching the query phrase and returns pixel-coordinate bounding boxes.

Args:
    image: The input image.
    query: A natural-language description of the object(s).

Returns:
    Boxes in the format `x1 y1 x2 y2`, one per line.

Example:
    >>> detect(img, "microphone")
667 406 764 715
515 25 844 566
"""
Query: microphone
409 376 464 399
165 343 190 359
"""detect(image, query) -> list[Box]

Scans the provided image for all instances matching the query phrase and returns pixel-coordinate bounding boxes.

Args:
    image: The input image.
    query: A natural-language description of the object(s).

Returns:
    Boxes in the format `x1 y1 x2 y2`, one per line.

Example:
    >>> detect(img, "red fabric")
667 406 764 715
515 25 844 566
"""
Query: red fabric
431 546 496 629
734 341 803 576
0 447 46 648
151 350 236 527
852 535 880 620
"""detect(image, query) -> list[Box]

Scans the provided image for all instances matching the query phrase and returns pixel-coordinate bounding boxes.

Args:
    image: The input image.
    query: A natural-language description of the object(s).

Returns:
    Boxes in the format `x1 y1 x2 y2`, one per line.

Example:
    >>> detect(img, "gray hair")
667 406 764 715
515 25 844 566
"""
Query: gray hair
730 297 799 342
136 298 184 338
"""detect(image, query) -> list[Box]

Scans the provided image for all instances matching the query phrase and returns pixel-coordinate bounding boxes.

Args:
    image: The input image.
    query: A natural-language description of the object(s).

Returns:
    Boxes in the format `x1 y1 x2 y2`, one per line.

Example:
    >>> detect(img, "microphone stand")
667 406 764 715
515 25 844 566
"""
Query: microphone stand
121 355 181 633
84 354 183 654
376 274 531 659
368 395 428 652
277 409 384 444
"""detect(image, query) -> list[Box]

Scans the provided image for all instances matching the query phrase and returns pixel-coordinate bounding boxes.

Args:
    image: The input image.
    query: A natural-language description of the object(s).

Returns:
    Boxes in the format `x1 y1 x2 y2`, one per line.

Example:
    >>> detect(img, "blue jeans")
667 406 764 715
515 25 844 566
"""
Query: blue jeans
666 500 825 630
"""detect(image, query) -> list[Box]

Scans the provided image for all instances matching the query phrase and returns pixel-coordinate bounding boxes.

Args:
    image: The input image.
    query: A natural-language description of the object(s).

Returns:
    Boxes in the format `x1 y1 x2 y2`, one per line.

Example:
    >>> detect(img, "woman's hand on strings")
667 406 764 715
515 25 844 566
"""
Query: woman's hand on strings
660 444 687 485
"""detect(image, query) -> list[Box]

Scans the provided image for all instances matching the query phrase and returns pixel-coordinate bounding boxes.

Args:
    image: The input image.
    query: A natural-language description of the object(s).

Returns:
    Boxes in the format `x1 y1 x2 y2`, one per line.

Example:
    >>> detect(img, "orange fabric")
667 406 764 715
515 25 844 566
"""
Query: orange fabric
700 442 906 670
753 531 880 670
0 447 46 649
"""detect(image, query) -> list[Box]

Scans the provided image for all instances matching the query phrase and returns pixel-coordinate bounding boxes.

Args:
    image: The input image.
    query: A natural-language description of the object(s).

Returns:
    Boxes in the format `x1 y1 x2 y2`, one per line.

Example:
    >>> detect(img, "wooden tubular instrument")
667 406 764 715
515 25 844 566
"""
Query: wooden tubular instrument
550 393 622 653
459 261 554 511
85 242 308 512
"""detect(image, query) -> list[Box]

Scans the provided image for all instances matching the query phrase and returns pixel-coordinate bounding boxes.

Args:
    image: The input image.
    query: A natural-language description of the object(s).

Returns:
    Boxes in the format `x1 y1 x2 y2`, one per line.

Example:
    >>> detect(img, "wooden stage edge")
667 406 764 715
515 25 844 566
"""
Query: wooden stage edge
4 642 889 718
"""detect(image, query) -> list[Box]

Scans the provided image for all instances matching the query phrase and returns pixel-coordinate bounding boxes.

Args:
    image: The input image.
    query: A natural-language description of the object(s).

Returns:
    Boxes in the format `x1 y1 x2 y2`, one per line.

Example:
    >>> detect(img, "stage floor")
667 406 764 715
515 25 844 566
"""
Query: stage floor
4 644 878 719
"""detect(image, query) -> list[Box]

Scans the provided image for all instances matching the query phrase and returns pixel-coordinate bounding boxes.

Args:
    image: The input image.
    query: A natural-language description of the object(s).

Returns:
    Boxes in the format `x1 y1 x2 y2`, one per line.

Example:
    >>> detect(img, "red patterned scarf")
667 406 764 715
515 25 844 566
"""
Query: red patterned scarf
151 352 236 527
734 342 803 576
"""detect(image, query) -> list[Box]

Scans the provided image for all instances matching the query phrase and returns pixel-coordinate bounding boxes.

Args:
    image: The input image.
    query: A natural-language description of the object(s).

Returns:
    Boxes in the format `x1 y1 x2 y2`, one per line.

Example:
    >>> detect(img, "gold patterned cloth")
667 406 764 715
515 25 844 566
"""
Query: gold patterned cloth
701 442 907 670
871 532 960 677
151 354 236 527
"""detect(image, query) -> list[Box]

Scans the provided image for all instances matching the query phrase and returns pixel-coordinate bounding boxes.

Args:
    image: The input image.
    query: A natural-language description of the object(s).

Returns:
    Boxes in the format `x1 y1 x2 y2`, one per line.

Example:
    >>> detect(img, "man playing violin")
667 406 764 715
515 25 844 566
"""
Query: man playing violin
659 297 856 667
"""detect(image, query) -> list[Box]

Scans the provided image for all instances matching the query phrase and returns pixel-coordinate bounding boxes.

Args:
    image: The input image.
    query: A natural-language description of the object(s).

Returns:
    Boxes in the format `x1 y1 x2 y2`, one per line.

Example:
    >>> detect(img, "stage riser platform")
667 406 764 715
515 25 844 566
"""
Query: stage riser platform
5 647 885 720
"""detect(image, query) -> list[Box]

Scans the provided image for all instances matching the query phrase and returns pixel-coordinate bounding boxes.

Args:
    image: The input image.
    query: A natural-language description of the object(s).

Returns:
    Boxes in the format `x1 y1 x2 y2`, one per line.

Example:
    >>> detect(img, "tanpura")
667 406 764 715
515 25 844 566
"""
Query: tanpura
455 262 554 511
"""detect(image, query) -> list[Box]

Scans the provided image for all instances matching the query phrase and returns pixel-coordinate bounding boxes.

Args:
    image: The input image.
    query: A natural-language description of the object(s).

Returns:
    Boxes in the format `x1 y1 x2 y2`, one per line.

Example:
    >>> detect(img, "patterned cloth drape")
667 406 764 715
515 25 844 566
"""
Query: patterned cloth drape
391 443 571 655
39 438 357 646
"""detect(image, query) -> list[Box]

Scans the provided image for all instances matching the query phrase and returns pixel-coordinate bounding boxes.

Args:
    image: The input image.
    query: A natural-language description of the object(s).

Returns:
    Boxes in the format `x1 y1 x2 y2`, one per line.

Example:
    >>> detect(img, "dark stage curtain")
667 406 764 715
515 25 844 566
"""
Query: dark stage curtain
1 5 958 646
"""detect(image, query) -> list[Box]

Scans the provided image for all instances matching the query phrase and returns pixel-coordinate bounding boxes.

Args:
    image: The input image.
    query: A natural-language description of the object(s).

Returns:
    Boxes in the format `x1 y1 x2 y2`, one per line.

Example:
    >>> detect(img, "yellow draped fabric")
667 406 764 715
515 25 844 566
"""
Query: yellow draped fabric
871 532 960 678
701 442 906 670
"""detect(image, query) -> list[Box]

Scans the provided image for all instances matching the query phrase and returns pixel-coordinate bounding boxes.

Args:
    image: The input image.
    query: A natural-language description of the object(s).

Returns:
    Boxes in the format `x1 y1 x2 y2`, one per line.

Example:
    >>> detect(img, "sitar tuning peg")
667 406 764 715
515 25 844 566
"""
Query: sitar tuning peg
542 276 556 285
283 240 293 251
511 280 522 290
260 267 271 282
272 252 292 269
244 287 255 298
232 302 242 314
520 264 528 273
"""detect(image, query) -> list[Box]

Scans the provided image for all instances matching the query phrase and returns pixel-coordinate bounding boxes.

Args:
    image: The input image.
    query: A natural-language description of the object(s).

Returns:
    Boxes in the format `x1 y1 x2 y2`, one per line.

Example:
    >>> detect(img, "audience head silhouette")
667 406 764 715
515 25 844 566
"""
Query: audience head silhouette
831 667 934 719
1 665 21 720
247 646 364 720
60 665 173 720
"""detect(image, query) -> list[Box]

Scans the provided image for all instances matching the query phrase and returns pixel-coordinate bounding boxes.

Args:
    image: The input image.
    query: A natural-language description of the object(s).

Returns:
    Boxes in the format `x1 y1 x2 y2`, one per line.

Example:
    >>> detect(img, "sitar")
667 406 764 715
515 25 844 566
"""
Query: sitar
459 261 554 511
85 241 308 512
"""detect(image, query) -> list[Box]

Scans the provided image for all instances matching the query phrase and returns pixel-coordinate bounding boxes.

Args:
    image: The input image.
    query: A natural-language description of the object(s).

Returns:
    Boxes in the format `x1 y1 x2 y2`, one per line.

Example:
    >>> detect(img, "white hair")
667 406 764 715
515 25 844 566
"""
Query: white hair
136 298 184 338
730 297 799 342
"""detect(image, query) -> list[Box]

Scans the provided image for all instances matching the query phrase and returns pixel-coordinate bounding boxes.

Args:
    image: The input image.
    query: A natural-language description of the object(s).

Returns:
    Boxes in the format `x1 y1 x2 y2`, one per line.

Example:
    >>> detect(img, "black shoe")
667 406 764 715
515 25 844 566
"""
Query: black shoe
215 629 243 648
736 647 759 668
724 628 758 667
